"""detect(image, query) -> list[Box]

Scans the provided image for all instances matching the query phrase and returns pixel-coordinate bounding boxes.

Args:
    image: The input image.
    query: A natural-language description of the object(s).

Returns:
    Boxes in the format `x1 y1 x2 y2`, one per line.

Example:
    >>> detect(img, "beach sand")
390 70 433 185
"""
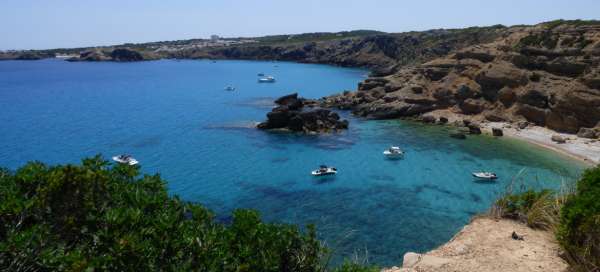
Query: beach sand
424 109 600 166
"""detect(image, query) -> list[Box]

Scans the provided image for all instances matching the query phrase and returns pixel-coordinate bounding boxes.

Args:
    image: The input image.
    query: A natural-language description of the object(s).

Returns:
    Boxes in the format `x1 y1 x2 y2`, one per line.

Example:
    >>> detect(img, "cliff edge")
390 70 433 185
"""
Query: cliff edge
384 217 567 272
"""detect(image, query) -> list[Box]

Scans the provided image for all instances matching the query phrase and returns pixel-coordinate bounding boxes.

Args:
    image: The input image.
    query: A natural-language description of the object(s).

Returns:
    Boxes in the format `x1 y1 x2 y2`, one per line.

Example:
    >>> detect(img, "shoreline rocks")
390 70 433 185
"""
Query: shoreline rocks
257 93 349 133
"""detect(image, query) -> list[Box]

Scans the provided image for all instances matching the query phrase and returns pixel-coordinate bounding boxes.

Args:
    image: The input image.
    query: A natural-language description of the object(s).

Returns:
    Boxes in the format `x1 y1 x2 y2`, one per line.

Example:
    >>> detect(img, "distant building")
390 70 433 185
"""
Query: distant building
210 35 220 42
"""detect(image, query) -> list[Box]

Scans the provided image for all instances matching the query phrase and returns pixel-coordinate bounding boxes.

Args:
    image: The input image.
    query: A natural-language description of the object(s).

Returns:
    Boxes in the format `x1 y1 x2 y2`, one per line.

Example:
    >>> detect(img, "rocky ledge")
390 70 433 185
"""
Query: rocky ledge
320 22 600 137
66 48 157 62
257 93 349 133
385 217 568 272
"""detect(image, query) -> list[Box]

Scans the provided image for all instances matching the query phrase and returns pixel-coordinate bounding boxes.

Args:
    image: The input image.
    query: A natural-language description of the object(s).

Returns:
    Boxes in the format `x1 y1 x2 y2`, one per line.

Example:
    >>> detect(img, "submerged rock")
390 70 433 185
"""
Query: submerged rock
492 128 504 137
257 93 349 133
450 132 467 139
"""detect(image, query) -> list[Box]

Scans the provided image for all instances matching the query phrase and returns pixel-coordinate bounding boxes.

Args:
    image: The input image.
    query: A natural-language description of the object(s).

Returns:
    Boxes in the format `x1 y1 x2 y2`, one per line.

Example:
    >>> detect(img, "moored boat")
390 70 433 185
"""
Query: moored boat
383 146 404 159
311 165 337 176
472 172 498 180
258 76 276 83
112 154 139 166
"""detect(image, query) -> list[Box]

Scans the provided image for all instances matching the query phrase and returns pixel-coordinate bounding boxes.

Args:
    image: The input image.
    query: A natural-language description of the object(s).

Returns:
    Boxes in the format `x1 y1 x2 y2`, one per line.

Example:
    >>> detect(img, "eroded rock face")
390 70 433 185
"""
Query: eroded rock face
110 48 145 62
67 48 150 62
257 93 348 133
320 22 600 134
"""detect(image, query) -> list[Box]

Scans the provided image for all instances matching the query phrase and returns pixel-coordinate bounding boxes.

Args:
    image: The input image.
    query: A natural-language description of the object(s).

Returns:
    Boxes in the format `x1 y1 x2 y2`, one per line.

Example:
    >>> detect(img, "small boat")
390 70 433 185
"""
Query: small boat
258 76 276 83
383 146 404 159
311 165 337 176
472 172 498 180
224 86 236 91
257 73 265 76
112 154 139 166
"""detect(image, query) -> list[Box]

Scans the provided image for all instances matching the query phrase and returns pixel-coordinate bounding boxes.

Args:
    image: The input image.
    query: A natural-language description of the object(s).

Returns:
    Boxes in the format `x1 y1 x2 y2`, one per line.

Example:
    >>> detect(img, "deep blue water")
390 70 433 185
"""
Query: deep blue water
0 59 586 266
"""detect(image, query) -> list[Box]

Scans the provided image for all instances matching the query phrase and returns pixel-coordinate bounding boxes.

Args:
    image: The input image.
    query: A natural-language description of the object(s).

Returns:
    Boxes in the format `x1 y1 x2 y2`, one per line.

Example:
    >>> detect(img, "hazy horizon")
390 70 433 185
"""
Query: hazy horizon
2 0 600 50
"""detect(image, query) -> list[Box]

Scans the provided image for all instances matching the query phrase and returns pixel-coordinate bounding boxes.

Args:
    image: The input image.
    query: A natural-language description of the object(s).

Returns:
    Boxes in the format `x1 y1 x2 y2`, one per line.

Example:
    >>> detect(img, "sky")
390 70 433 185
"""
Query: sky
1 0 600 50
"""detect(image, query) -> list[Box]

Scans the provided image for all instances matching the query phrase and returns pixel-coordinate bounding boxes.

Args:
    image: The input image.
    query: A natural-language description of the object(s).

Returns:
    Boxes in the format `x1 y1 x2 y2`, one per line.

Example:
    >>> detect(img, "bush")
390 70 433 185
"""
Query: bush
493 189 560 229
557 166 600 271
0 156 337 271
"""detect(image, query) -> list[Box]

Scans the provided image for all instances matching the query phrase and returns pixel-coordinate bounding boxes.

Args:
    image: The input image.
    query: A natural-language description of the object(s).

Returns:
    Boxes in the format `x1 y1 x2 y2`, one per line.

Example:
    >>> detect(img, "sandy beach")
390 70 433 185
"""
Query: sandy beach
425 110 600 166
481 122 600 166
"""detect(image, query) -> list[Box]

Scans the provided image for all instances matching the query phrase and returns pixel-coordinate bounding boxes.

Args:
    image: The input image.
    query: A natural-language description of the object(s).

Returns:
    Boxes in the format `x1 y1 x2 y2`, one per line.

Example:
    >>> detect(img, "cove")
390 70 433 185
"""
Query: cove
0 59 586 266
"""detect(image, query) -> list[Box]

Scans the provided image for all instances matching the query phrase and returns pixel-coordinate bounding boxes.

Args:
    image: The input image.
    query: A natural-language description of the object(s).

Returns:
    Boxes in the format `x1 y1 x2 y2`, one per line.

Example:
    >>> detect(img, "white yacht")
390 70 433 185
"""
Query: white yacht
472 172 498 180
112 154 139 166
311 165 337 176
383 146 404 159
258 76 276 83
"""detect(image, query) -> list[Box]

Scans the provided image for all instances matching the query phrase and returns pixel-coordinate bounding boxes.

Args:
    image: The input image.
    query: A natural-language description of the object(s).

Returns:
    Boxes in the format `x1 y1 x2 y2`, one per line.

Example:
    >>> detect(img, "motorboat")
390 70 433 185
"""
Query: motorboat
257 73 265 76
472 172 498 180
383 146 404 159
112 154 139 166
224 86 236 91
311 165 337 176
258 76 276 83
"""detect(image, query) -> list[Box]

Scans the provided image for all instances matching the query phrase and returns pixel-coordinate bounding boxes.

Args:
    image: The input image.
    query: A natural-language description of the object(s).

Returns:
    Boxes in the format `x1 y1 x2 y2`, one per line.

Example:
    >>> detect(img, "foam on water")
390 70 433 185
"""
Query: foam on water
0 59 586 266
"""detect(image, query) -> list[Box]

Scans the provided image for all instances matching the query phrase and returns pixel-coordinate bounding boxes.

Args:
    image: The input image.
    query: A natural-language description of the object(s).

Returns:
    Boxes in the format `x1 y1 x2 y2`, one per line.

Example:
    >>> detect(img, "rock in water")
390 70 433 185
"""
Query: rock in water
467 123 482 135
492 128 503 137
257 93 349 133
450 132 467 139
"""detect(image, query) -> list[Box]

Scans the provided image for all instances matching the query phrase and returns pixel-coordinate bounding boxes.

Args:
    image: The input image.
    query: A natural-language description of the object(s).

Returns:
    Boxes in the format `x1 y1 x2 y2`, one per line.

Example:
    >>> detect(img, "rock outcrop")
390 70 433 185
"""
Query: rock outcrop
257 93 348 133
321 22 600 134
67 48 152 62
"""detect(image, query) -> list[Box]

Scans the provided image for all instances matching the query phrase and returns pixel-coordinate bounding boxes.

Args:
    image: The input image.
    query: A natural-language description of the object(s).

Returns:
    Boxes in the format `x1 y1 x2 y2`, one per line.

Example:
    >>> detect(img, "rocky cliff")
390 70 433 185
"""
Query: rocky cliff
321 21 600 135
173 26 505 72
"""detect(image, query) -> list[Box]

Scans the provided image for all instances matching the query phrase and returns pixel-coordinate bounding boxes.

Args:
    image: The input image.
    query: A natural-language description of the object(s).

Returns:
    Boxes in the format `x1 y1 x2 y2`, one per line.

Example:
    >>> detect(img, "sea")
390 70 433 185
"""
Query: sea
0 59 586 266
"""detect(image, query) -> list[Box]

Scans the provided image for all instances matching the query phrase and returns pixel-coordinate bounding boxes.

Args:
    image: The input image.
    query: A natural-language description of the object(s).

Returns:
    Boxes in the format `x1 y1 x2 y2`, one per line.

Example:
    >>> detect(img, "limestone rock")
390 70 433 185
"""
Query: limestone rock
402 252 422 268
257 93 348 133
551 135 567 144
577 127 598 139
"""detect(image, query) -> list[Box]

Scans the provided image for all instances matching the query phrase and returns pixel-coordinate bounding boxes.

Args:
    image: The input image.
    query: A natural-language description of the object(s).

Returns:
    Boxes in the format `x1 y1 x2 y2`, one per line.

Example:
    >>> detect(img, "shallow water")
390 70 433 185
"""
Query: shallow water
0 59 586 266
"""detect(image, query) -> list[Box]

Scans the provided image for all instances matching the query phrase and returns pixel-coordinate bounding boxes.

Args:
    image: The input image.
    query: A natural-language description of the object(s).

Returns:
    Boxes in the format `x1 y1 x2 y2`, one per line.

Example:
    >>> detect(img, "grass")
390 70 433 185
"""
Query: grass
492 166 600 272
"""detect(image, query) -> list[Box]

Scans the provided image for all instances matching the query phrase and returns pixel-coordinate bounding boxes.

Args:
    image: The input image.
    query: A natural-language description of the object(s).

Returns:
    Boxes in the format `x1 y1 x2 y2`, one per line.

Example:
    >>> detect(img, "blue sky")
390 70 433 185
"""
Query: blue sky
1 0 599 50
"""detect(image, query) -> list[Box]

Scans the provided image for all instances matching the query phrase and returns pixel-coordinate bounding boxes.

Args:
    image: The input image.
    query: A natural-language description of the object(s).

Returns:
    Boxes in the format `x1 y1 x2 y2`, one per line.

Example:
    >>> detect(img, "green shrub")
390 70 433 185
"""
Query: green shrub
331 262 379 272
493 189 560 229
0 156 340 271
557 166 600 272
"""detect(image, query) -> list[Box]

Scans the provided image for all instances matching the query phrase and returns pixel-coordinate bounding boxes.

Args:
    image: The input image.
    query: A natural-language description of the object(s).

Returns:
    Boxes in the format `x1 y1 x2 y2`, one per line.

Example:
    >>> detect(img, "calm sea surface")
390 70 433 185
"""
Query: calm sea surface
0 59 586 266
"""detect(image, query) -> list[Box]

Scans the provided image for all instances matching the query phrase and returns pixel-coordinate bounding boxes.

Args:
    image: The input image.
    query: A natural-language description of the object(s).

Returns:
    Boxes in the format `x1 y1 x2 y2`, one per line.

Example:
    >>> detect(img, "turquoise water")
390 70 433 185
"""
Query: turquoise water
0 59 586 266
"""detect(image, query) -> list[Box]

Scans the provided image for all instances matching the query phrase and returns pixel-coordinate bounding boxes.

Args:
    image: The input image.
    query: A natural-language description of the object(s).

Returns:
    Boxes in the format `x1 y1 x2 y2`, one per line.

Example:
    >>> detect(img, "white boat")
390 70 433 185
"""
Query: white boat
383 146 404 158
224 86 236 91
112 154 139 166
258 76 276 83
311 165 337 176
472 172 498 180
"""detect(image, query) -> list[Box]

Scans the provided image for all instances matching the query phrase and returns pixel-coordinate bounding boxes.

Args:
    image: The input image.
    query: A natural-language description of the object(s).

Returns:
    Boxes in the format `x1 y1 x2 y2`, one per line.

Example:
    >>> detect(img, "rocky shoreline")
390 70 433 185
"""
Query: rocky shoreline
319 23 600 137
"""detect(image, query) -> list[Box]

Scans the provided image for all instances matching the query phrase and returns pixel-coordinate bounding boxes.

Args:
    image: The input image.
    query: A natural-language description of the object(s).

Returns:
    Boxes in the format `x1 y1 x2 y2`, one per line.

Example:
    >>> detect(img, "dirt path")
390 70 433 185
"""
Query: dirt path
384 217 568 272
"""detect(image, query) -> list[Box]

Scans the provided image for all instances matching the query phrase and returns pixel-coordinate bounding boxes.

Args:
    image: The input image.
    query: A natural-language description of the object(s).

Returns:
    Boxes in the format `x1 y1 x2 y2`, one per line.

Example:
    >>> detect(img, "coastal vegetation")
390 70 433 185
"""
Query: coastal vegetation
493 166 600 272
0 156 376 271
